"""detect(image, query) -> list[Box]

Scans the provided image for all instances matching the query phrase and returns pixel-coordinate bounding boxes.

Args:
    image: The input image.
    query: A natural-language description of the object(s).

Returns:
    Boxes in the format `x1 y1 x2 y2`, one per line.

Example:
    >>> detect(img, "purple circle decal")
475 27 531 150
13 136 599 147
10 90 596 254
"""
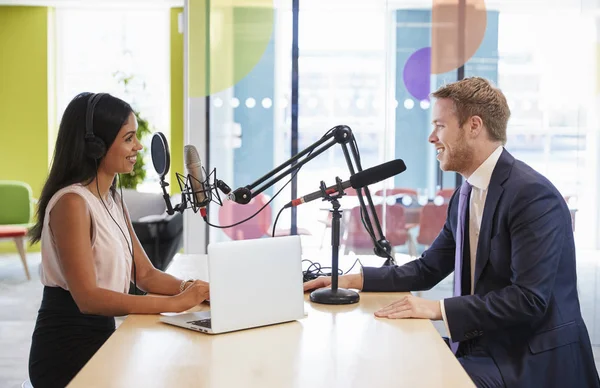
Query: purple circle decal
403 47 431 101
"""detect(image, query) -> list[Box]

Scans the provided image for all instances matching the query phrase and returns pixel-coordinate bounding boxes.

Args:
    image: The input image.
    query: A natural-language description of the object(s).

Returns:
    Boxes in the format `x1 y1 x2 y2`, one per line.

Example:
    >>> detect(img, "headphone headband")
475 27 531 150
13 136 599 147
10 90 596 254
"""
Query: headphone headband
84 93 108 159
85 93 107 139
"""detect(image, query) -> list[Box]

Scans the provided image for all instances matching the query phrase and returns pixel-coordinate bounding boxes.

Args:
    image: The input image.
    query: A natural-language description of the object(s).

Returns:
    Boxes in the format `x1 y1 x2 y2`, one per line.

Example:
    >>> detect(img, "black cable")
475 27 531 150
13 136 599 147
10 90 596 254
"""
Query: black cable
344 257 363 274
301 258 363 282
302 259 338 282
204 126 339 231
95 168 136 295
270 127 341 237
118 175 137 295
272 205 286 238
351 137 396 265
269 126 393 278
203 169 297 230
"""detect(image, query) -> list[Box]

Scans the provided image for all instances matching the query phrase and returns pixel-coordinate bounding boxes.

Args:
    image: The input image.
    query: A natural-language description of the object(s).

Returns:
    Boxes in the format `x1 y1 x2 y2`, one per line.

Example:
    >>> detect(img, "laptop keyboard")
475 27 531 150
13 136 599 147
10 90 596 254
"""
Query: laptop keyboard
188 318 211 329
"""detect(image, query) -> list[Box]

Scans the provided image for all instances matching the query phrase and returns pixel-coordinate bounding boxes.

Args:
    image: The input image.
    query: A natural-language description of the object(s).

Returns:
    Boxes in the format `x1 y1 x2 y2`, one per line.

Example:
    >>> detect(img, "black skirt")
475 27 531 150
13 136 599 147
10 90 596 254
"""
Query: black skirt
28 286 115 388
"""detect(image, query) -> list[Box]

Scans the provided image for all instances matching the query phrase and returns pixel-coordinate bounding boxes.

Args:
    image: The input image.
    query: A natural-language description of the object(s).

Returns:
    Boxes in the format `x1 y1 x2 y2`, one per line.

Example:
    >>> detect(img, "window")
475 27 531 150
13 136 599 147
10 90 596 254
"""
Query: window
55 7 170 193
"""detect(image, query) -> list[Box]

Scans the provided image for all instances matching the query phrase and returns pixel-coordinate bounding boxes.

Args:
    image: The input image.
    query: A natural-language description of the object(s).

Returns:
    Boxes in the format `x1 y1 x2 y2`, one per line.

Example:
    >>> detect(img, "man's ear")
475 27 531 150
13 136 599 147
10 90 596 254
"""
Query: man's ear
469 115 484 138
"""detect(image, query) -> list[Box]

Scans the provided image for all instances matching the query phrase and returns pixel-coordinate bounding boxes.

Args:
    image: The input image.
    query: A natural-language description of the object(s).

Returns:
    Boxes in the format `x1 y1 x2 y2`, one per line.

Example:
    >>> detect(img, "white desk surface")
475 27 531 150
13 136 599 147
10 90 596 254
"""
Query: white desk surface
68 253 474 388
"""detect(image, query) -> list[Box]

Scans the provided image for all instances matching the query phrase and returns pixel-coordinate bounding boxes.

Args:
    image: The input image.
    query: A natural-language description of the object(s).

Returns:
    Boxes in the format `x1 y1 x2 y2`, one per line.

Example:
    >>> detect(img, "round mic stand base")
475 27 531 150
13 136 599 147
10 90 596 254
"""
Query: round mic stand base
310 288 359 305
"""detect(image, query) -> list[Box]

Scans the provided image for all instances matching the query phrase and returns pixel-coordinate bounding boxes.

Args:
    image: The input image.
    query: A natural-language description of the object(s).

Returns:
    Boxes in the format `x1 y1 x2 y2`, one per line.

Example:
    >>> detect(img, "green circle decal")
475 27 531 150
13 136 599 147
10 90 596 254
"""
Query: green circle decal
189 0 275 97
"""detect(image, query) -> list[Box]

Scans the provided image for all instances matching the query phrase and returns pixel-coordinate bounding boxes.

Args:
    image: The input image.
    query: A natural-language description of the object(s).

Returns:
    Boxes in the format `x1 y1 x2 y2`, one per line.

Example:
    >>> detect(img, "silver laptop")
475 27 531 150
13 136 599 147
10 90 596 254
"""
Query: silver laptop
160 235 305 334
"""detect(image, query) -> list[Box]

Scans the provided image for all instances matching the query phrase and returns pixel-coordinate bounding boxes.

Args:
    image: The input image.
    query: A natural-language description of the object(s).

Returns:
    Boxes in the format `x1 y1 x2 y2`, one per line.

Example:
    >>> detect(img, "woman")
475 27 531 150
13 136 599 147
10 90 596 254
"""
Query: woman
27 92 209 388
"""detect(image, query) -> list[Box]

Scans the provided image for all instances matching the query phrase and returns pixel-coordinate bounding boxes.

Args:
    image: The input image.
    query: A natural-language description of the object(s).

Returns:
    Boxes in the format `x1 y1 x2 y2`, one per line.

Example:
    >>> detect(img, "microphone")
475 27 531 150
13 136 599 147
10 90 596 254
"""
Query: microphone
284 180 352 208
184 145 210 218
349 159 407 189
151 132 233 218
284 159 406 208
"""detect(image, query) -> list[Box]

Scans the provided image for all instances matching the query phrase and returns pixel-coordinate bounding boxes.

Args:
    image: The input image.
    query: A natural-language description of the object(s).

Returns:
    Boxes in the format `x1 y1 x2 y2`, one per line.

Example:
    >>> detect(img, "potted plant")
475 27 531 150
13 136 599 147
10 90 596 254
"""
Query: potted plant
113 71 153 190
120 111 151 189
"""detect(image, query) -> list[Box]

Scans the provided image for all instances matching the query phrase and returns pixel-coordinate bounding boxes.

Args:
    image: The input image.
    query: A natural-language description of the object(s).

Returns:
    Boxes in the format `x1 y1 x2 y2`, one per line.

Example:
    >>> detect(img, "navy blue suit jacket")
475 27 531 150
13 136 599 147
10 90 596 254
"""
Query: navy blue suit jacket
363 149 599 387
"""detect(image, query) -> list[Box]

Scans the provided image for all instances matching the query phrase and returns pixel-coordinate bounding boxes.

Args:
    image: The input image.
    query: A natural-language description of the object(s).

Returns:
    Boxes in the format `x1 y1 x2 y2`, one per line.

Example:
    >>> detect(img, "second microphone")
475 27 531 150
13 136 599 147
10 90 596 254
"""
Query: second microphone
284 159 407 208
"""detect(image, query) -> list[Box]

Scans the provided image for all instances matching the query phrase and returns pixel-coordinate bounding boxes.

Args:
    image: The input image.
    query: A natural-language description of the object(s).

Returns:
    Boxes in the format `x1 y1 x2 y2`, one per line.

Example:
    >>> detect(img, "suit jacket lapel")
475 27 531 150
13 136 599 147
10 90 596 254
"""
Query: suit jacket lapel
473 149 513 289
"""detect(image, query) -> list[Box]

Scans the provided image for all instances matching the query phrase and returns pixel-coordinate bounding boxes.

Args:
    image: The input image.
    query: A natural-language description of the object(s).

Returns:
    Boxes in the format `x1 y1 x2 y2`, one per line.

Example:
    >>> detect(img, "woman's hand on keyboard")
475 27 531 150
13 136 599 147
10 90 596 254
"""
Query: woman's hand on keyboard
171 280 210 312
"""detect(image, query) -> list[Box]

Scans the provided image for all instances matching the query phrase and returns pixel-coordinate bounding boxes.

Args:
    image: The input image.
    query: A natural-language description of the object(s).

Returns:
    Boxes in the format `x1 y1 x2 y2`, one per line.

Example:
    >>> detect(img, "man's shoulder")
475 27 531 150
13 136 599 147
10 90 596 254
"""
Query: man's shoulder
502 158 566 209
507 158 556 191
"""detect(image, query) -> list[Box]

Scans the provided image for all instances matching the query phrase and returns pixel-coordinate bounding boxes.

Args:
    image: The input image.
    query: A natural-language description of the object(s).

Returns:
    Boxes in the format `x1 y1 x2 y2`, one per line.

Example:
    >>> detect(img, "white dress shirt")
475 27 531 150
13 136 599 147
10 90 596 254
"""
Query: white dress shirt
440 146 504 339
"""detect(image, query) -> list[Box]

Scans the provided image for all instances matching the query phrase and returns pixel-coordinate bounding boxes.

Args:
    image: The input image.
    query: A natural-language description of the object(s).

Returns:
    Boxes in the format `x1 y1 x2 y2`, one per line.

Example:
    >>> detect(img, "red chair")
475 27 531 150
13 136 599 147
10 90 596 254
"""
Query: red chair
373 188 420 224
218 193 311 240
0 226 30 280
342 204 410 255
416 203 449 247
218 194 272 240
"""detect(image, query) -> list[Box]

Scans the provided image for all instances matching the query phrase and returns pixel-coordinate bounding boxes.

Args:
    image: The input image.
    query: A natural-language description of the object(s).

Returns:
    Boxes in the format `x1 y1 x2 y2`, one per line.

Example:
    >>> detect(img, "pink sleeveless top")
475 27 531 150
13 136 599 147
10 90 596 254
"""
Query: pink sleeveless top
39 184 133 293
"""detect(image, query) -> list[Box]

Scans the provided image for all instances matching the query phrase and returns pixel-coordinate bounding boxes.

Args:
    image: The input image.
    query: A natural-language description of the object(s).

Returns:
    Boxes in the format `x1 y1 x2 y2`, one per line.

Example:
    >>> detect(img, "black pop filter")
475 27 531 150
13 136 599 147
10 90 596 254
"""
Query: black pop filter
151 132 170 179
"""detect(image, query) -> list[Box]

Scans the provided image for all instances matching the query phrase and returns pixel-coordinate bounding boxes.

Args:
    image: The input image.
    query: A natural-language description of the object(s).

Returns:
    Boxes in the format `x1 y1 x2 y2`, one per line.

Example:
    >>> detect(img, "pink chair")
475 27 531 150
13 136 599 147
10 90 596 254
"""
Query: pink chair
0 226 30 280
218 194 272 240
342 204 412 255
218 193 310 240
416 203 449 247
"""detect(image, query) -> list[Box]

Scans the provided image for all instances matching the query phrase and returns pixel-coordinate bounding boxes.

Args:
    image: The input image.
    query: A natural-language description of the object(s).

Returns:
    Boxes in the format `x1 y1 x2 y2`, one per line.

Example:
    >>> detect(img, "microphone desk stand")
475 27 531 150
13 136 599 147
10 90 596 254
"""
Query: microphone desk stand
310 179 359 305
228 125 395 304
152 126 395 305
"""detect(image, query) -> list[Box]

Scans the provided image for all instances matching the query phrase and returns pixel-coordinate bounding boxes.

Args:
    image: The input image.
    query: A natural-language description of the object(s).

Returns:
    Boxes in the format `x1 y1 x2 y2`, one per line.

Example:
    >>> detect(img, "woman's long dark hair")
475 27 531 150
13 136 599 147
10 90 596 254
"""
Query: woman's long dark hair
29 92 133 243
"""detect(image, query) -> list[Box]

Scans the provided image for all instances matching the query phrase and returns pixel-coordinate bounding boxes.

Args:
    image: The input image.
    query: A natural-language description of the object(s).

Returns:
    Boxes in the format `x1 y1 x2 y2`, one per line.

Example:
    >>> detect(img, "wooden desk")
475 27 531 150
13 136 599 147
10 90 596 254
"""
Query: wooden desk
68 254 474 388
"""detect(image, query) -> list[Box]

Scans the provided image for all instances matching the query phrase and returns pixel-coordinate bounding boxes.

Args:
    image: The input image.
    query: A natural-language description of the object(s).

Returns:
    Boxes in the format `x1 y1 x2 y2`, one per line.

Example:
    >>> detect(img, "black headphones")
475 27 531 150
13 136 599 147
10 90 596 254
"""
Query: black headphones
85 91 139 294
85 93 108 160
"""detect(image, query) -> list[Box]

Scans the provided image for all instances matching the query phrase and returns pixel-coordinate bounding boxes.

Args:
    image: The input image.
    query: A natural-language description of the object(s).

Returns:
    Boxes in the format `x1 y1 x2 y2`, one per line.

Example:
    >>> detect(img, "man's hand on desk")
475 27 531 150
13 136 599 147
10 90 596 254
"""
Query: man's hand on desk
303 273 363 292
171 280 210 312
374 295 442 320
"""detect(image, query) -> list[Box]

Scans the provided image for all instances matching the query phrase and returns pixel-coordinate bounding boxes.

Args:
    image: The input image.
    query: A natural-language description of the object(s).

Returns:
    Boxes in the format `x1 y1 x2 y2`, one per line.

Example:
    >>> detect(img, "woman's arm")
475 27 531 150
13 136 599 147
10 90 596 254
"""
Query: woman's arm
50 194 206 316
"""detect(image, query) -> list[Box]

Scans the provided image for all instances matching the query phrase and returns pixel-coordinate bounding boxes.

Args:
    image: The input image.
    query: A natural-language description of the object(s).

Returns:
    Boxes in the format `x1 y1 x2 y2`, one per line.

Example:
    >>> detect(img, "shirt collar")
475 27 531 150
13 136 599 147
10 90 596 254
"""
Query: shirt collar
467 146 504 190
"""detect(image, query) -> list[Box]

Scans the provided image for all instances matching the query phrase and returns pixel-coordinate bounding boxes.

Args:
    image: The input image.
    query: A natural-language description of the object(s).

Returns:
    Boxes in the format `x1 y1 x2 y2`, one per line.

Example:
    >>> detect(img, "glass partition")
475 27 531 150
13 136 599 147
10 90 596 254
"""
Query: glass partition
206 0 600 344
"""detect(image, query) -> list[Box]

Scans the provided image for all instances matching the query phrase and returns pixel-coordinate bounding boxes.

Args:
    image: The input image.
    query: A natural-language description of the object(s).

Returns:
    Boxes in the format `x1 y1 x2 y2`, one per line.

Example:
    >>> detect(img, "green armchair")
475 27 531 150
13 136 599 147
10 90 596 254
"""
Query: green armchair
0 180 34 280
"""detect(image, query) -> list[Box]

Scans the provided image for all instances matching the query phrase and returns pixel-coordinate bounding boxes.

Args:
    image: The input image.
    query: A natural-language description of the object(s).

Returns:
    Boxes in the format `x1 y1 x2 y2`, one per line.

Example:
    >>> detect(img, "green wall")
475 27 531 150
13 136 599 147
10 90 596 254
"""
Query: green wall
0 6 51 253
170 7 184 194
0 7 180 254
0 6 50 197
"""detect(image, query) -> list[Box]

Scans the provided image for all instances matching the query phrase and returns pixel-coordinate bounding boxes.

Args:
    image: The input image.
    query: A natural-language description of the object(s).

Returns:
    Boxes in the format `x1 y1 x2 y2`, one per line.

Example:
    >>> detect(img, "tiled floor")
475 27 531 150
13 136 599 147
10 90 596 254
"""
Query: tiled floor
0 253 43 388
1 250 599 388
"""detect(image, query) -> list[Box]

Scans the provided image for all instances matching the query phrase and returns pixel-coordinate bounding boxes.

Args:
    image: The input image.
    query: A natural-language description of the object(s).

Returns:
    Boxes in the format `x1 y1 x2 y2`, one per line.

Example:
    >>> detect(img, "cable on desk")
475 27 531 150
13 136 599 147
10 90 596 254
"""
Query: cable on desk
302 258 364 282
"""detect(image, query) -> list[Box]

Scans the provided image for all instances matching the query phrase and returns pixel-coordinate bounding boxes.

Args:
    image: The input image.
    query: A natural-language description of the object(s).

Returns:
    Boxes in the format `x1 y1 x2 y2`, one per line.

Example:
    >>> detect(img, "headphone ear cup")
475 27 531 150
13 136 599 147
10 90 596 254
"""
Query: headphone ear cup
86 136 107 160
84 93 108 160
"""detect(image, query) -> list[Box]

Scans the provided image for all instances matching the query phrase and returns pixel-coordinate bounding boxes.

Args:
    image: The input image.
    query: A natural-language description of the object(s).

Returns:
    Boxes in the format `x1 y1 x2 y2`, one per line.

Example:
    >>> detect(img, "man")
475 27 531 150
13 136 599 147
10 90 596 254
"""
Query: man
304 77 600 388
